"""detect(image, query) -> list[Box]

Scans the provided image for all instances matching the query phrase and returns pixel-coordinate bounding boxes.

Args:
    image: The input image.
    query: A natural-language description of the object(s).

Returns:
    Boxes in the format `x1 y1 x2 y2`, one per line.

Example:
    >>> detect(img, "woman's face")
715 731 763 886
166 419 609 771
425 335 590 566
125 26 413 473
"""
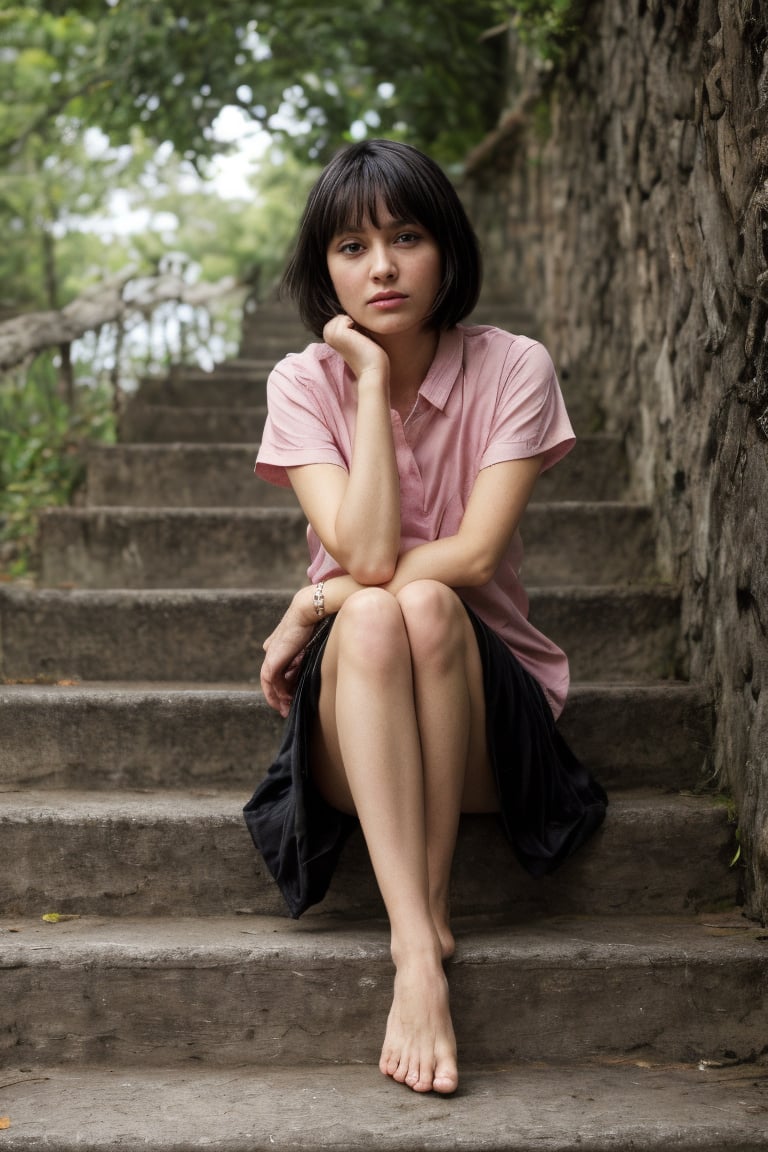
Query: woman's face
326 204 442 340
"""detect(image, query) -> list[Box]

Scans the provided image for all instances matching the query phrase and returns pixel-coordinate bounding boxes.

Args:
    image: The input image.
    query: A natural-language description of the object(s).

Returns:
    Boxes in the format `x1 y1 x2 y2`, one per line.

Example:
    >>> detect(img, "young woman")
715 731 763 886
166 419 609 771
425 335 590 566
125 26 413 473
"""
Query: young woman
244 139 607 1096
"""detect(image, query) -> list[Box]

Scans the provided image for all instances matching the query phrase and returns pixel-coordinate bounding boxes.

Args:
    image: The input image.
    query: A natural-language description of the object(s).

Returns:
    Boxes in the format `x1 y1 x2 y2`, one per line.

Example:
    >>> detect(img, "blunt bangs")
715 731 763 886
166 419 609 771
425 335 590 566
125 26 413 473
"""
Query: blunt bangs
282 140 482 337
318 149 443 249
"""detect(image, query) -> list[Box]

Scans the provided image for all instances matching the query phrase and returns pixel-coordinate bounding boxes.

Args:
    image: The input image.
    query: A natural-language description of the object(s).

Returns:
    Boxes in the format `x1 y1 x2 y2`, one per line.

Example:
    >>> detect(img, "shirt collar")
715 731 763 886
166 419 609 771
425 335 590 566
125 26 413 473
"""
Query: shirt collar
418 327 464 411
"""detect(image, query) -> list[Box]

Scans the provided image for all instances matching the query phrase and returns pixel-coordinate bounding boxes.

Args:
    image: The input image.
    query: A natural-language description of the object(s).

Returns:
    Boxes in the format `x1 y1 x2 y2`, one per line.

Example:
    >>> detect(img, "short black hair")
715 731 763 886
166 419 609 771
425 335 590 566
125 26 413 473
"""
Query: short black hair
281 139 482 337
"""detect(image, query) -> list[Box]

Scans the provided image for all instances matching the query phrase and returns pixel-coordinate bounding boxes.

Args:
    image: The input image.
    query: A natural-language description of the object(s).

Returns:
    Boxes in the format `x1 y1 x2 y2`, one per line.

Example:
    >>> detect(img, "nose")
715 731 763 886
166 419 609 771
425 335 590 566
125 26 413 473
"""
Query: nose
370 241 396 280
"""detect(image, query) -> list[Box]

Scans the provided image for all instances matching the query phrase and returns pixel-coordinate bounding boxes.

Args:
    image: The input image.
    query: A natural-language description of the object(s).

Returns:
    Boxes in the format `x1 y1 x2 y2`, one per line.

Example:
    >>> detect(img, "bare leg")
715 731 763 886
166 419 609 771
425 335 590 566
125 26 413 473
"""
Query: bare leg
312 588 455 1092
395 581 495 960
311 584 494 1094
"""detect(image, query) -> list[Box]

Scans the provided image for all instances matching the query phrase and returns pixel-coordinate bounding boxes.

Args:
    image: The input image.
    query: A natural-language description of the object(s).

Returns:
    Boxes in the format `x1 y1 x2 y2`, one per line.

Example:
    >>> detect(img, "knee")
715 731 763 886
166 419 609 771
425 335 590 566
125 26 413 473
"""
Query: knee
396 581 466 668
335 587 407 672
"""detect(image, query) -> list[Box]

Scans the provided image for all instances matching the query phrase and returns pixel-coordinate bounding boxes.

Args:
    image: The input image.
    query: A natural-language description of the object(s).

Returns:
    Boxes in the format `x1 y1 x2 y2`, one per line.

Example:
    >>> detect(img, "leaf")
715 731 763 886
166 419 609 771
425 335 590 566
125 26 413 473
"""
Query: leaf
41 912 80 923
0 1117 11 1130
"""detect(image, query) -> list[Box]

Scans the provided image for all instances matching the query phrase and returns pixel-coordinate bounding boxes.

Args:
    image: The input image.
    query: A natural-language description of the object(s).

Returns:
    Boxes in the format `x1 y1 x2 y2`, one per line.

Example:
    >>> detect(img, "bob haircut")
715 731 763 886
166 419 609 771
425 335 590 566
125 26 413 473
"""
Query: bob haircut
281 139 482 337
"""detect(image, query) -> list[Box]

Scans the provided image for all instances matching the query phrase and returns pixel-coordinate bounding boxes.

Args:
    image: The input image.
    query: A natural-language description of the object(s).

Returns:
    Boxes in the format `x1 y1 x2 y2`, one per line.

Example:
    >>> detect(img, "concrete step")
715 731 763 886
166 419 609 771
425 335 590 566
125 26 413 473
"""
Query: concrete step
38 507 310 590
239 306 311 327
119 403 266 444
82 435 628 508
3 1060 768 1151
236 328 316 361
243 311 312 332
0 586 682 683
83 442 300 508
242 300 307 320
37 503 657 590
536 433 628 500
0 790 737 920
2 914 765 1067
136 364 271 407
0 682 713 795
238 332 316 358
527 585 683 681
168 357 277 377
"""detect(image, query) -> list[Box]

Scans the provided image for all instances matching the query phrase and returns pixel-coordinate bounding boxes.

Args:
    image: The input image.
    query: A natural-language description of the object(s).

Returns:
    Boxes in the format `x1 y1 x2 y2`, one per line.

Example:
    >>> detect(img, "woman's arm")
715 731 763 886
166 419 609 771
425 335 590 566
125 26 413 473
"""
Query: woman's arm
288 315 401 585
260 456 542 714
387 456 542 592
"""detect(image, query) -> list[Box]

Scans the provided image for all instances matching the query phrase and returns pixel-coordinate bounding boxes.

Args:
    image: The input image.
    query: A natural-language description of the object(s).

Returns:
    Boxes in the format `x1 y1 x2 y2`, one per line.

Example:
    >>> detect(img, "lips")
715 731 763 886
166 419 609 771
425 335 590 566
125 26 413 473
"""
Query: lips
368 291 407 303
368 291 408 312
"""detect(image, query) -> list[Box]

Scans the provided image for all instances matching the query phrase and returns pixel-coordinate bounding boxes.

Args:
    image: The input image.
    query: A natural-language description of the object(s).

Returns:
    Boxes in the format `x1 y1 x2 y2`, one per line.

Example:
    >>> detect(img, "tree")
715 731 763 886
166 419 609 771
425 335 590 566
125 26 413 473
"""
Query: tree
4 2 510 166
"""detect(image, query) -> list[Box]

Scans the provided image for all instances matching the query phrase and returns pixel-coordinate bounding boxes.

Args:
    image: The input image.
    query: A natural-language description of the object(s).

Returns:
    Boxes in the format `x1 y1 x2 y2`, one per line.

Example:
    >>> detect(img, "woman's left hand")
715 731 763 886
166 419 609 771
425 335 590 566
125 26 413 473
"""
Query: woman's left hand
260 589 316 717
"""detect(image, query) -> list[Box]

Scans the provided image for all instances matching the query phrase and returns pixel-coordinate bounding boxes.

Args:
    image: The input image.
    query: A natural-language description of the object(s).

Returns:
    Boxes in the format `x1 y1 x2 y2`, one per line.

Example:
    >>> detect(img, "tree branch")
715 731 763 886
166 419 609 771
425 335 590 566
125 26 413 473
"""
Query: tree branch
0 269 239 372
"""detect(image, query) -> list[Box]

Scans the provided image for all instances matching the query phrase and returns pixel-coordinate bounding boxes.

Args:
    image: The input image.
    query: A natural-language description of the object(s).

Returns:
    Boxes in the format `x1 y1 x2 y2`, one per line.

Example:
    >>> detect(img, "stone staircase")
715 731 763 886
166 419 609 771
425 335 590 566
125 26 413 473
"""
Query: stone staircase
1 301 767 1148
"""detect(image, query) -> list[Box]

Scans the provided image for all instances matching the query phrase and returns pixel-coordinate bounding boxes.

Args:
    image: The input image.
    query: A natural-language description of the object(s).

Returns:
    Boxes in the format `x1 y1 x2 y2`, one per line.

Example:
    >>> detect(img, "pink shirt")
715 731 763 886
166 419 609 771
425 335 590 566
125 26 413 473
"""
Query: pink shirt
256 324 576 717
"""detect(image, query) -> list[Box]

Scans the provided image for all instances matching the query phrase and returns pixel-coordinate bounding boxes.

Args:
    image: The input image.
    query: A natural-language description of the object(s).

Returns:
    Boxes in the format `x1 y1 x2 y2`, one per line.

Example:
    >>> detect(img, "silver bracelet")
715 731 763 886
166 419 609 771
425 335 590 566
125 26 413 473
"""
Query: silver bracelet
313 581 326 618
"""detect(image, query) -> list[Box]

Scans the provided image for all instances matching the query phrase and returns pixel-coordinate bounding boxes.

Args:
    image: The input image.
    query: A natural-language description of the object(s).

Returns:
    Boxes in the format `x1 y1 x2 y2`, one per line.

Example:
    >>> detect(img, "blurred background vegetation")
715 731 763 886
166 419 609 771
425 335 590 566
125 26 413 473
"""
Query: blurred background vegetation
0 0 577 577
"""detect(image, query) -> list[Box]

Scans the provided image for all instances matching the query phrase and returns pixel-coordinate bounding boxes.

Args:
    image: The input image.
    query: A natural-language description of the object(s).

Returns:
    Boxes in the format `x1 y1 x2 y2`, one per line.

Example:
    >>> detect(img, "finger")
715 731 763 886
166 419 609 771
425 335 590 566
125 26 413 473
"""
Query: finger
261 661 293 717
260 666 279 711
272 679 292 718
322 314 349 343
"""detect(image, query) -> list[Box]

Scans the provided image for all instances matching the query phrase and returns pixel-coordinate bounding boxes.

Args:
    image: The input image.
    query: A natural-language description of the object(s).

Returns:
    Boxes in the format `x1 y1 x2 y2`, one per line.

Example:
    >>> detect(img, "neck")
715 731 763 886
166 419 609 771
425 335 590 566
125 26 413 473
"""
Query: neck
375 327 440 402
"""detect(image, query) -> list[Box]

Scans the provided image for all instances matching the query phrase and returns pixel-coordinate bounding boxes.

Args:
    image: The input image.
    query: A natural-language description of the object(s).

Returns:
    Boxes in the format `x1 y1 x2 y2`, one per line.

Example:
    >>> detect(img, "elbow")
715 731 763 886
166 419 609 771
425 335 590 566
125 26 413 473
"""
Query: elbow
464 547 501 588
347 556 398 585
468 563 497 588
333 516 400 586
325 534 394 585
453 524 508 587
340 545 398 586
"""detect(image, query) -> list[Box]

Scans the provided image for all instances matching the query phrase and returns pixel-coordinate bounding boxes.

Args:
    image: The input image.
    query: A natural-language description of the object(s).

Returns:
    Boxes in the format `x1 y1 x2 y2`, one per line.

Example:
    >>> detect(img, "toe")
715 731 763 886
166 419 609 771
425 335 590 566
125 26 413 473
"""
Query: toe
392 1054 411 1085
432 1054 458 1095
405 1064 421 1089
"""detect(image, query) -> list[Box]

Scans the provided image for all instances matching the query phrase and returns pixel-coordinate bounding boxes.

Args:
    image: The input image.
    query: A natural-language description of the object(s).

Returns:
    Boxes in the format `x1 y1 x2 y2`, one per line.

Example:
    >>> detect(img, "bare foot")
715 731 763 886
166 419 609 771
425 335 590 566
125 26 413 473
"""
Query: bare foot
379 956 458 1094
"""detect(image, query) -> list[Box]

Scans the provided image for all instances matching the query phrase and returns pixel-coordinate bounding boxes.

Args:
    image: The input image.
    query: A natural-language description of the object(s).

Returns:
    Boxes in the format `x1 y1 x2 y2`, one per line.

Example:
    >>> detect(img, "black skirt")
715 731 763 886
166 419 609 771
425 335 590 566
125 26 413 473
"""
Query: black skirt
243 605 607 918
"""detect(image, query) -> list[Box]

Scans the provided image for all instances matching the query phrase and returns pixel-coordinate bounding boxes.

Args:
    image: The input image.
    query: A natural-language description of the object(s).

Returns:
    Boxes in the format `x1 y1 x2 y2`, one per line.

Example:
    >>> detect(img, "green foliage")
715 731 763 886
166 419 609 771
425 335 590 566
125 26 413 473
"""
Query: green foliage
0 3 327 318
0 127 151 313
3 1 512 166
0 1 585 318
0 357 115 578
510 0 585 63
122 147 320 297
246 153 322 291
243 0 510 163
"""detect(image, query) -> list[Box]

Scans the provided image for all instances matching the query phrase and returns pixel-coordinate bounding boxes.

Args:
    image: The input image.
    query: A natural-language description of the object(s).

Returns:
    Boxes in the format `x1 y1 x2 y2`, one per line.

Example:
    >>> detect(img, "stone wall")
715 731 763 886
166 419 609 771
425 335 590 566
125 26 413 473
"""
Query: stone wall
462 0 768 919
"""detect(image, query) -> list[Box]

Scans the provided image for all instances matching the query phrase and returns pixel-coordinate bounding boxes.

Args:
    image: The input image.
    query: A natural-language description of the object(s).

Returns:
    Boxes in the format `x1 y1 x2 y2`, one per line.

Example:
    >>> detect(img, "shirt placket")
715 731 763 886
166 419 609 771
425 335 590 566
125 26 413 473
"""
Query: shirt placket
391 410 427 527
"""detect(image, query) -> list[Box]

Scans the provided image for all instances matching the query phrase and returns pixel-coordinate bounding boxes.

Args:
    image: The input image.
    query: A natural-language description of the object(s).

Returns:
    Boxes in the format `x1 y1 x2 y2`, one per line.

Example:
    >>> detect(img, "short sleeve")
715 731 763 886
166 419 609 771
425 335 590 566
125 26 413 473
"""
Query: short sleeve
255 353 350 488
479 340 575 473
